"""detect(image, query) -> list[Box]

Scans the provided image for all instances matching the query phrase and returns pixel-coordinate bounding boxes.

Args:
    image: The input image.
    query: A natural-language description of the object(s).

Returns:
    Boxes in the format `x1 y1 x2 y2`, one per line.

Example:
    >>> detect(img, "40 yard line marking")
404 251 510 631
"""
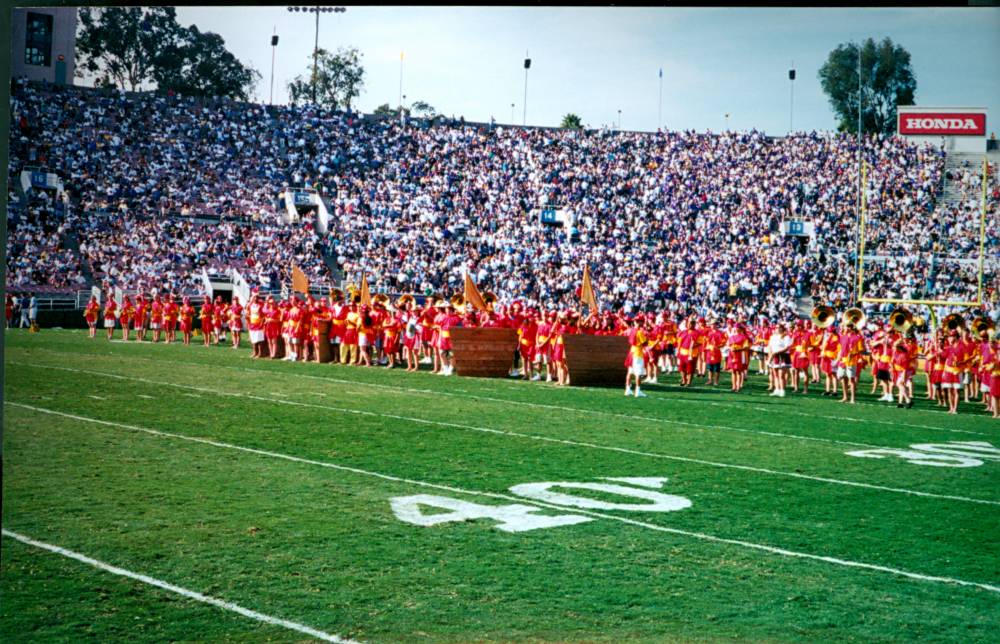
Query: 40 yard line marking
10 364 999 508
8 402 1000 598
1 529 360 643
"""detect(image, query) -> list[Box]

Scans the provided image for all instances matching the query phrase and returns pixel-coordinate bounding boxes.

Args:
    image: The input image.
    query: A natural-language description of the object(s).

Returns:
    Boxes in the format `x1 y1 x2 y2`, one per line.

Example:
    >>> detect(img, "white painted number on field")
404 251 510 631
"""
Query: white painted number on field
846 441 1000 468
390 476 692 533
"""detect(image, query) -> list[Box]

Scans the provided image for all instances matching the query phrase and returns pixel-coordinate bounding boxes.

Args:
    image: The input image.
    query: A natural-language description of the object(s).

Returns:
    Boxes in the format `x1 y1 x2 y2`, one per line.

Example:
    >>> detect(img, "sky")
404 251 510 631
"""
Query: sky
167 6 1000 135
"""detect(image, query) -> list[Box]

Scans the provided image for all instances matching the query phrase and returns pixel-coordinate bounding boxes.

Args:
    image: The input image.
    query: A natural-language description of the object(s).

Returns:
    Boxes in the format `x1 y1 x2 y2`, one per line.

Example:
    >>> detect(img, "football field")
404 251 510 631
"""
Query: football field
2 330 998 642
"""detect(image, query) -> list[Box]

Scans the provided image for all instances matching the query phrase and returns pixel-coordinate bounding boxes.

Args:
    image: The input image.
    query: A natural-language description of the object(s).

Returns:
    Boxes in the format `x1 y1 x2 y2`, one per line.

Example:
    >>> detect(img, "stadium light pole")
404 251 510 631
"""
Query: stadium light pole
287 6 346 105
617 109 622 130
658 67 663 131
725 112 730 131
269 28 279 106
510 102 515 124
788 61 795 134
523 52 531 126
853 42 864 304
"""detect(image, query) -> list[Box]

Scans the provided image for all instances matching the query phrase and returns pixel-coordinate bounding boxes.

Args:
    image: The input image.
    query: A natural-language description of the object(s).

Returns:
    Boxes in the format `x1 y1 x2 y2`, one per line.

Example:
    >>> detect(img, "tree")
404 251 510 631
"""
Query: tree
561 113 583 129
287 47 365 110
818 37 916 136
76 7 180 91
410 100 437 117
153 25 260 101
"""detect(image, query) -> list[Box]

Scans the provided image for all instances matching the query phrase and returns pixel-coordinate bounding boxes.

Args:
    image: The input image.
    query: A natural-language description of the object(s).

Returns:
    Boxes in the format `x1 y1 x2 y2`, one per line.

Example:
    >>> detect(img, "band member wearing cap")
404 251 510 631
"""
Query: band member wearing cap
179 297 196 346
676 319 699 387
150 295 163 343
836 323 864 404
117 295 133 341
102 294 117 340
402 300 420 372
163 295 179 343
820 326 840 397
808 322 823 385
358 305 374 367
790 321 810 393
341 301 361 365
519 310 539 381
703 319 725 387
726 322 751 392
199 298 214 347
436 301 461 376
550 312 569 386
263 296 280 358
987 338 1000 419
624 316 648 398
134 293 149 342
891 332 916 409
214 297 228 345
247 293 266 358
383 307 401 369
84 295 100 339
767 323 793 397
941 333 963 415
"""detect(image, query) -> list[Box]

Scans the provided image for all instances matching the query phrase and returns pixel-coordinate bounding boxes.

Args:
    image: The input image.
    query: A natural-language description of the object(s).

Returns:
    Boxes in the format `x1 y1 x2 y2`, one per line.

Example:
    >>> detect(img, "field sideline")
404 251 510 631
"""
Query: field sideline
2 330 998 642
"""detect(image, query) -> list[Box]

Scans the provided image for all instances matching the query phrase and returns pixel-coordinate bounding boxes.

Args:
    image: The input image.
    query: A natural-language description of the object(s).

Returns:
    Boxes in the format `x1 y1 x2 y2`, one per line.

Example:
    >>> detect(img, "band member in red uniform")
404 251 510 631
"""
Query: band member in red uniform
550 311 569 386
519 310 539 381
103 295 118 340
84 295 100 338
837 323 864 404
5 294 13 329
703 320 725 387
790 321 811 393
436 302 461 376
820 326 840 397
179 296 196 345
150 294 163 343
987 338 1000 419
134 293 149 342
624 316 648 397
162 294 179 343
199 298 214 347
726 322 751 392
341 301 361 365
941 333 963 415
383 307 402 369
891 332 916 409
212 296 226 345
402 300 420 372
228 296 243 349
246 293 265 358
676 319 699 387
329 293 348 364
262 296 280 358
119 295 135 341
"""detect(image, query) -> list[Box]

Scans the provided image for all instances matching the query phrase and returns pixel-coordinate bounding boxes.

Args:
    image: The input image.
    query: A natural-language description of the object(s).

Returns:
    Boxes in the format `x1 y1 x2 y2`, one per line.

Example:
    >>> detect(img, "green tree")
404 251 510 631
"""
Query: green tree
818 37 916 136
287 47 365 110
373 103 398 118
153 25 260 101
76 7 180 91
410 100 437 117
561 113 583 130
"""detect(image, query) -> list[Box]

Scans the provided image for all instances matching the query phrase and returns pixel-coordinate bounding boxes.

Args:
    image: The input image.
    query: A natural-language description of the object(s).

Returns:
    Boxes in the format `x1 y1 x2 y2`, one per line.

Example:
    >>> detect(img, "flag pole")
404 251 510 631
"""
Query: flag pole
658 68 663 130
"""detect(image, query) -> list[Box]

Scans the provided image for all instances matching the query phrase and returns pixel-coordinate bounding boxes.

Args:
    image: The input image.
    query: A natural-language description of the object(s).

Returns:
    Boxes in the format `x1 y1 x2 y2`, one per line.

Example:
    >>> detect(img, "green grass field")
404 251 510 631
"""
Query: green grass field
3 329 999 643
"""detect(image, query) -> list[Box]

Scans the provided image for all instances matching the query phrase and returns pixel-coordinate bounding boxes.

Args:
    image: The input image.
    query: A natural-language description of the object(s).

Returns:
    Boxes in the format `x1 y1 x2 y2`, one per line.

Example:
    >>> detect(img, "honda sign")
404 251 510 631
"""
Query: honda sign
898 112 986 136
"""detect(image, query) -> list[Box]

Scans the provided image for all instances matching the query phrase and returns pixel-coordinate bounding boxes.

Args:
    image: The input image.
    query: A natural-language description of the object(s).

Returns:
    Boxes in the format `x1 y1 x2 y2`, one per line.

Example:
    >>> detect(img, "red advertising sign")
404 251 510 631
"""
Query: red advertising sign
898 112 986 136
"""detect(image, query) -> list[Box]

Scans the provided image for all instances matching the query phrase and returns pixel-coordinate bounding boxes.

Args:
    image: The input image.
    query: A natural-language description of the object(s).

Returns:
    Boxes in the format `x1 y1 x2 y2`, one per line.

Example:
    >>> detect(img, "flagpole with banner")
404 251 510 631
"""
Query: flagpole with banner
463 271 488 313
359 273 372 308
658 67 663 130
291 265 310 295
580 264 599 313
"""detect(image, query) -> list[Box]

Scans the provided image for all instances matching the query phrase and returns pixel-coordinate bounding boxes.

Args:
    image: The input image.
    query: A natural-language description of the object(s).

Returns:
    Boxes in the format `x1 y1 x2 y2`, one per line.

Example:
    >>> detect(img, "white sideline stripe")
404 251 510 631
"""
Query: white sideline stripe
88 395 107 400
1 529 359 643
8 403 1000 597
10 365 999 507
18 347 989 436
6 361 913 452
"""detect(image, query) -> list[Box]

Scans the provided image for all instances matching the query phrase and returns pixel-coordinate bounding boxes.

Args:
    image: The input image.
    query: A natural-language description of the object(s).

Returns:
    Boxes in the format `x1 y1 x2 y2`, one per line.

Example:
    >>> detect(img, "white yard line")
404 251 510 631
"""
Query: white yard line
7 402 1000 597
14 347 988 436
8 361 922 452
2 529 360 643
9 365 998 507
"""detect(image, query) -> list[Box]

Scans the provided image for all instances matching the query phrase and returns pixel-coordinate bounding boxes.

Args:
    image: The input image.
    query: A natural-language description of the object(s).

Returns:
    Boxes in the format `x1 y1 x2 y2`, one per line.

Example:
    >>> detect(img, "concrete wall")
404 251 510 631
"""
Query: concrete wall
11 7 77 85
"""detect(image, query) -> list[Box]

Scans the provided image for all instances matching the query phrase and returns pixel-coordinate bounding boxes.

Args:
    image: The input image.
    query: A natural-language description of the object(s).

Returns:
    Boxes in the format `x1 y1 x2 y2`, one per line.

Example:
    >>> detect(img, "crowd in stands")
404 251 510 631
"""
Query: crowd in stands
6 78 997 320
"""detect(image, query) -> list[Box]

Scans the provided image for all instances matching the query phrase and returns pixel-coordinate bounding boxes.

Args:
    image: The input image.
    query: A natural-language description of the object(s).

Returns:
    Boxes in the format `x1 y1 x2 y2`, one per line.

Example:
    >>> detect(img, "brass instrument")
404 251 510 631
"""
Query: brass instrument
889 307 914 334
373 293 390 307
329 287 345 303
483 291 498 312
397 294 416 308
943 313 966 332
972 316 995 336
450 293 466 314
842 307 866 330
811 305 836 329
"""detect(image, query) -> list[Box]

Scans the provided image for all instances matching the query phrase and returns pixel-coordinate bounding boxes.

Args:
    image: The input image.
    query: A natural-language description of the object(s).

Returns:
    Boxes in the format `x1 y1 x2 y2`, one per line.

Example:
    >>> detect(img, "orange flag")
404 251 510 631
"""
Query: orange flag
359 273 372 307
464 272 489 313
580 264 599 311
292 265 310 294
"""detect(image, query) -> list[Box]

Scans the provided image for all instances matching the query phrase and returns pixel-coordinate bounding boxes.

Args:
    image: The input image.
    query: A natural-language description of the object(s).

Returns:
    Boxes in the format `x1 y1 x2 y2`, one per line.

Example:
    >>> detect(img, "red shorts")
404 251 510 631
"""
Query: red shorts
821 357 834 376
990 377 1000 397
678 357 695 375
519 342 535 361
792 354 809 370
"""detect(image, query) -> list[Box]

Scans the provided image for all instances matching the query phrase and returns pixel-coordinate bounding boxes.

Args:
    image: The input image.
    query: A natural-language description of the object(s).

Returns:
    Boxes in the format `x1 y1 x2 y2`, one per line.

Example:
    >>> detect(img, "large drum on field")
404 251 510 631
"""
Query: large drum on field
450 327 519 378
564 334 629 386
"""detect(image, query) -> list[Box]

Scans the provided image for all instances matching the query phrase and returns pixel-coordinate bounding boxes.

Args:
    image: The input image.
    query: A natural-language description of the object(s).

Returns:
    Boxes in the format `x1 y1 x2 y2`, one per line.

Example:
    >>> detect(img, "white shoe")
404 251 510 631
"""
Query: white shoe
625 387 633 396
510 369 521 377
635 390 647 398
531 374 541 381
546 375 552 382
769 390 779 397
420 357 432 365
778 390 785 398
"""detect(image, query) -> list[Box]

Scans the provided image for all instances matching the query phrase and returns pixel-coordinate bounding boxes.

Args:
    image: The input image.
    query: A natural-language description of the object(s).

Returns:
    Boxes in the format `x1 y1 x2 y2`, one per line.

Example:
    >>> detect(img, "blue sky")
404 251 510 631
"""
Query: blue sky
172 6 1000 135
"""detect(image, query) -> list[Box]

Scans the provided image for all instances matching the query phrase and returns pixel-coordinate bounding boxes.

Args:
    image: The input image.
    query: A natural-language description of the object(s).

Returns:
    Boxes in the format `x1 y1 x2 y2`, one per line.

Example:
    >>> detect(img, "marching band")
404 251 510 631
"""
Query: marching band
84 287 1000 419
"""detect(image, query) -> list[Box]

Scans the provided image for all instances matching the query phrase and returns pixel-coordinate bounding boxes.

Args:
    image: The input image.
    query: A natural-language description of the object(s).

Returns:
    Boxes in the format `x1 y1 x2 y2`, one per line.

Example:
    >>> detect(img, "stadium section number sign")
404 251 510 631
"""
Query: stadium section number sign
846 441 1000 468
391 476 691 533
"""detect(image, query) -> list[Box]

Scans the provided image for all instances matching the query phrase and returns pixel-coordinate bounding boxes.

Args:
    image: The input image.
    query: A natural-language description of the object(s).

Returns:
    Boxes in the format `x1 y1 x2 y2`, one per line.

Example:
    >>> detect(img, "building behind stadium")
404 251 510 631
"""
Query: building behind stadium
10 7 78 86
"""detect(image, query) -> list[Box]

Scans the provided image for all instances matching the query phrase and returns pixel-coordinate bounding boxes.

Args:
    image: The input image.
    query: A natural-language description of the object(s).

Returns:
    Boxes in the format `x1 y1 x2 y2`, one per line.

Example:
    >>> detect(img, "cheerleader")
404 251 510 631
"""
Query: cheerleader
247 292 266 358
199 298 214 347
767 323 793 397
178 297 195 345
149 295 163 343
402 300 420 372
229 296 244 349
119 295 135 342
383 307 402 369
726 322 751 393
134 294 149 342
262 296 281 359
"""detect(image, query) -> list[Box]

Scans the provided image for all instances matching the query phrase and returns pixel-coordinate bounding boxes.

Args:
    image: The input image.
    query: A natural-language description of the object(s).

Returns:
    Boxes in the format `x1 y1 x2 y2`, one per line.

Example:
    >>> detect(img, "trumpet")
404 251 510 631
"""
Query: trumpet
889 307 914 334
972 316 995 336
842 307 866 330
943 313 966 332
811 305 836 329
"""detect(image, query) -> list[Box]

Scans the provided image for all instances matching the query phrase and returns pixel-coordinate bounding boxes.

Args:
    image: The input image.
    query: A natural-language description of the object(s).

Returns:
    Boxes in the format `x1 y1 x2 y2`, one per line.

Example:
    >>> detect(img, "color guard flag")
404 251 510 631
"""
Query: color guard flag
359 273 372 307
580 265 599 311
292 265 310 294
464 272 488 313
